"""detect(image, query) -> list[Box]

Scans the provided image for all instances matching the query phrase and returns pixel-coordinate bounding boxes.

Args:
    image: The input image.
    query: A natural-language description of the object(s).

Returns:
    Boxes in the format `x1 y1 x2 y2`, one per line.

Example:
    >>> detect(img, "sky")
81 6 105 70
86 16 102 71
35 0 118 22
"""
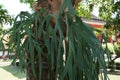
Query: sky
0 0 31 16
0 0 32 29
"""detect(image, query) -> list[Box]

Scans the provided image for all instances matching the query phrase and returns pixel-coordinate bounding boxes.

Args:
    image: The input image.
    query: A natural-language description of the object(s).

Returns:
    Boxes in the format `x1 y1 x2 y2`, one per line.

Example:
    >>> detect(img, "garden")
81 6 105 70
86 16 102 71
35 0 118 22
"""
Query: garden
0 0 120 80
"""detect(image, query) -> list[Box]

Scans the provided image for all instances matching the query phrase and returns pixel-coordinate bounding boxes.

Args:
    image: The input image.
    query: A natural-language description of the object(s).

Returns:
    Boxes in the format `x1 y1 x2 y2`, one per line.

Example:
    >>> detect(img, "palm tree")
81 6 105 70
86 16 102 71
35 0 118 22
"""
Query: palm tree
9 0 108 80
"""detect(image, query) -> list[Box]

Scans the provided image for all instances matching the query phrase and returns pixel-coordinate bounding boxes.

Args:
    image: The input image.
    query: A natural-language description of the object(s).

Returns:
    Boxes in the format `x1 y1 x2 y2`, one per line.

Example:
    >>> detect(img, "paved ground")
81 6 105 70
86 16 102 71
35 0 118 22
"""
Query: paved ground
0 60 26 80
108 72 120 80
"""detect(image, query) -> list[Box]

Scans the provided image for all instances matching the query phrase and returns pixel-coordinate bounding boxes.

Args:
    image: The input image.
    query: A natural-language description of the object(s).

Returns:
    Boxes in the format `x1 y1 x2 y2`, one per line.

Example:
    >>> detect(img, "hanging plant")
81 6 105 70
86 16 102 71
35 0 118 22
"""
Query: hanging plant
8 0 108 80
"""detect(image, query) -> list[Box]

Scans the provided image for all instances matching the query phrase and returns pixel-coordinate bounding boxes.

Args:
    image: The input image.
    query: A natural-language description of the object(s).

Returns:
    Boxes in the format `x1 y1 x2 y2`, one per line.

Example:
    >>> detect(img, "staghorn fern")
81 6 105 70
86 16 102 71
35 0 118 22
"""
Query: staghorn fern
8 0 108 80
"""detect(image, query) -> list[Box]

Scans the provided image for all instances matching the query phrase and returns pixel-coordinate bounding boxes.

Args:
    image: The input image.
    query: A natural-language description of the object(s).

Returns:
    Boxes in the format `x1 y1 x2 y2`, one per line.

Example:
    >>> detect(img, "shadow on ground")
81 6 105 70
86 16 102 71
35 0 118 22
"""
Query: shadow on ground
1 65 26 79
107 70 120 75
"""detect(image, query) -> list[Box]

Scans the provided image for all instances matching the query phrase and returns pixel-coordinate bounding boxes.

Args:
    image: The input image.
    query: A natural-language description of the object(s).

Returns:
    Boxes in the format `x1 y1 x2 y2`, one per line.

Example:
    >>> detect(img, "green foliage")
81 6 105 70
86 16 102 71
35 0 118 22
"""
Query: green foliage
0 4 12 51
0 5 13 26
77 2 91 18
114 42 120 56
76 0 102 17
20 0 36 7
102 43 115 54
98 0 120 31
8 0 108 80
99 0 113 21
76 0 120 32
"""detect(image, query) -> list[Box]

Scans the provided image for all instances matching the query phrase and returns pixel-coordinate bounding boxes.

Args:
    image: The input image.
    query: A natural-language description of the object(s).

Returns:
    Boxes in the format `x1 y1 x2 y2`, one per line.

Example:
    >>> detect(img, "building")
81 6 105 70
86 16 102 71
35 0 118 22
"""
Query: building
82 14 105 28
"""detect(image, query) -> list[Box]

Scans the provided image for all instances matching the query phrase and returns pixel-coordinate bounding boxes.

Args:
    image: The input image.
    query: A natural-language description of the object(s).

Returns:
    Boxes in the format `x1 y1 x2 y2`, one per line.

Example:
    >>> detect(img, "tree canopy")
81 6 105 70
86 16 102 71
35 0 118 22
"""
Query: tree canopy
81 0 120 31
0 4 12 27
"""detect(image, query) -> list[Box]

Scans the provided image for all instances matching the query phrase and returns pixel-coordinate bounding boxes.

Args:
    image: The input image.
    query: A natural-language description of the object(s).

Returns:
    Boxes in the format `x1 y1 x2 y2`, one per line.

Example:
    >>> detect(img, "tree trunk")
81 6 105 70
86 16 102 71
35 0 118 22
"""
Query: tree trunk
26 53 50 80
26 0 81 80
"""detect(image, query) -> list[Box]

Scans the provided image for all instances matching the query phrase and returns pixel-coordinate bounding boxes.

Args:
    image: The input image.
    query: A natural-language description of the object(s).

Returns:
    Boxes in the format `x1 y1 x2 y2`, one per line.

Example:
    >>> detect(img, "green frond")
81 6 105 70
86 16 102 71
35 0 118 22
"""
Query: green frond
8 0 108 80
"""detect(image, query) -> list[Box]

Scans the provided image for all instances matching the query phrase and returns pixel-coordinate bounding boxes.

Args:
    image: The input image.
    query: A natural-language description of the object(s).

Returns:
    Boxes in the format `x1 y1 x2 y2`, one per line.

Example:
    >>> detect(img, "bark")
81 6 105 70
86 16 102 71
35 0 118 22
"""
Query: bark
26 47 56 80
